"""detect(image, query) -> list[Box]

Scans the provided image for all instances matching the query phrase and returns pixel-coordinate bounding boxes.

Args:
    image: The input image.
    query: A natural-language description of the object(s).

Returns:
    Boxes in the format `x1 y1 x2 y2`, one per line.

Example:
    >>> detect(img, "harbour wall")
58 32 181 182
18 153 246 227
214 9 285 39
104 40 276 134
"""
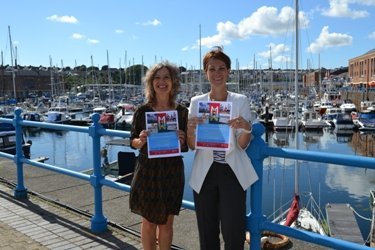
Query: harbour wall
341 90 375 110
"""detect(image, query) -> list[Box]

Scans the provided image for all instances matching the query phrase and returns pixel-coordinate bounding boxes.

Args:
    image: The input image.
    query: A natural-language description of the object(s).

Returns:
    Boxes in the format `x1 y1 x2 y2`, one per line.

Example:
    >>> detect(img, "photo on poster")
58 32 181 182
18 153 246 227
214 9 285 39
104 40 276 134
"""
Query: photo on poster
145 110 180 158
196 101 232 150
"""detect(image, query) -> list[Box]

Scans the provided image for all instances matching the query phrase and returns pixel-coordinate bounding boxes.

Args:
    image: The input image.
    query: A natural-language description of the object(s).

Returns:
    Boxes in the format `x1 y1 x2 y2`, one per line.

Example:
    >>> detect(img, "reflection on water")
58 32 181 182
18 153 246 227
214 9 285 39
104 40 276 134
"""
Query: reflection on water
272 131 290 146
263 128 374 239
23 127 375 239
325 165 374 200
263 129 374 198
303 130 324 144
350 132 375 157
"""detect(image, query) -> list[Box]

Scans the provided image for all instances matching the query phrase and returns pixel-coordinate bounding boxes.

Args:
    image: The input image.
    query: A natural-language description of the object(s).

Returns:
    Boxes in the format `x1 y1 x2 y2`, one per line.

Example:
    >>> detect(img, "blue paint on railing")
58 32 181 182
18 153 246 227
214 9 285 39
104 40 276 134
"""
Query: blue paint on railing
0 107 374 249
14 109 27 198
246 123 375 250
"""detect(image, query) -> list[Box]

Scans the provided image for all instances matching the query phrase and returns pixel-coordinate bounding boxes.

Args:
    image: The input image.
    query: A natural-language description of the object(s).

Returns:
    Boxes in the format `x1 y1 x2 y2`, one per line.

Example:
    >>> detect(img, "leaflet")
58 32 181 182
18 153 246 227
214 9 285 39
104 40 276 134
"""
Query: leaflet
195 101 232 150
145 110 181 158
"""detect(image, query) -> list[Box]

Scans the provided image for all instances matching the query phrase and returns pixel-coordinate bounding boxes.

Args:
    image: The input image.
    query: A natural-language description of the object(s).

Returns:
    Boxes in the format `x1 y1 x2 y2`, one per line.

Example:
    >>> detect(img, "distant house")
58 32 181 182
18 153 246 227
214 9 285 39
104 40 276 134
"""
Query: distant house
0 66 52 100
348 48 375 88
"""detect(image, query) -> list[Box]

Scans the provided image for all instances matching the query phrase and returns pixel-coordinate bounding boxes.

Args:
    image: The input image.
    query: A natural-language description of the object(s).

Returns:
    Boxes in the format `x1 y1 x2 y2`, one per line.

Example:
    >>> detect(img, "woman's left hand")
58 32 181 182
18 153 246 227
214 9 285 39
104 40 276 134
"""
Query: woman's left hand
229 116 251 131
177 129 186 145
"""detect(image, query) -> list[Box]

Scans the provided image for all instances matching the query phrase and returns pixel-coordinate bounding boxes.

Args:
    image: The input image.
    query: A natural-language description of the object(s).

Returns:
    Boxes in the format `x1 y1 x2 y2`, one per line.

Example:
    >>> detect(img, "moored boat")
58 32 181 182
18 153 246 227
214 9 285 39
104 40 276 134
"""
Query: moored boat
22 111 44 131
315 101 333 115
272 193 328 236
83 138 136 184
332 113 355 130
300 110 329 131
321 107 342 127
272 108 295 131
99 110 116 129
44 106 71 124
340 99 357 113
0 113 15 131
114 107 134 131
356 110 375 131
0 130 32 159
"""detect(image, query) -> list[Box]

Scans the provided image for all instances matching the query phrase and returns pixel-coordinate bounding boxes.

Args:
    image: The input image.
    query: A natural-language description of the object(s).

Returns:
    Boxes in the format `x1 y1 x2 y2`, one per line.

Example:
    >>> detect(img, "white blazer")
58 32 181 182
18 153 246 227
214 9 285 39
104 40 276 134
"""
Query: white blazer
188 91 259 193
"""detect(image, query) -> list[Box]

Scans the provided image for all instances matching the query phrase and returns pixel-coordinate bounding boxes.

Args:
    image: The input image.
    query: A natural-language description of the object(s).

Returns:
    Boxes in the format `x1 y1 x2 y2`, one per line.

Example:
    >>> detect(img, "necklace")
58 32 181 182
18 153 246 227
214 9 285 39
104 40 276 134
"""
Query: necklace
209 91 228 101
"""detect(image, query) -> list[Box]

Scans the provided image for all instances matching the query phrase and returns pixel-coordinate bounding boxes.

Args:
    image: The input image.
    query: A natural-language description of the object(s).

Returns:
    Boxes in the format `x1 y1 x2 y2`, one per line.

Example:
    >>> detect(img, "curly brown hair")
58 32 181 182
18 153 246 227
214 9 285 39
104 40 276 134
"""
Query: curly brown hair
144 61 181 107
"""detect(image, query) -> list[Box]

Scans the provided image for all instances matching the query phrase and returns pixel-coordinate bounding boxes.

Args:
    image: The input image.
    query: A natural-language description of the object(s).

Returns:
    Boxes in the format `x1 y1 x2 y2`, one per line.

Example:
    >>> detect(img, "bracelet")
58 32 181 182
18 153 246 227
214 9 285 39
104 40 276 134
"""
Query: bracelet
240 128 252 134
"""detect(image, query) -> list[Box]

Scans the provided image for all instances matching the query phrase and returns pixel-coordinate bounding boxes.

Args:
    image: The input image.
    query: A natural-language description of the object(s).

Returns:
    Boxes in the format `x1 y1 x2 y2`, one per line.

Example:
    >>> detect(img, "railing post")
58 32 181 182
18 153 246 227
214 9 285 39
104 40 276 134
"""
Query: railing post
13 108 28 199
88 113 108 233
246 123 267 250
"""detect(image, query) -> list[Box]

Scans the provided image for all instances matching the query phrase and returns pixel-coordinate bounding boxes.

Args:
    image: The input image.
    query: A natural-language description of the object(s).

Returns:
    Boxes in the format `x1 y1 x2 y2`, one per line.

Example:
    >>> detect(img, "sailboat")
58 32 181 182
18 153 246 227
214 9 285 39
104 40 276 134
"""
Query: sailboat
7 26 17 101
272 0 328 236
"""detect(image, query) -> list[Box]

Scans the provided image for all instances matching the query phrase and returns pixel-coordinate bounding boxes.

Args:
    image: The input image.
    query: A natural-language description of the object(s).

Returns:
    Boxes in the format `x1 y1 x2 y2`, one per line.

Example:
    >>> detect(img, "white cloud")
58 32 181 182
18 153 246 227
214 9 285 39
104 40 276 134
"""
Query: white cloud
87 39 99 44
198 6 309 49
322 0 369 19
238 6 309 37
72 33 85 40
307 26 352 53
72 33 98 44
258 43 290 59
369 31 375 40
349 0 375 6
258 43 292 66
46 14 78 24
141 19 161 26
115 29 124 34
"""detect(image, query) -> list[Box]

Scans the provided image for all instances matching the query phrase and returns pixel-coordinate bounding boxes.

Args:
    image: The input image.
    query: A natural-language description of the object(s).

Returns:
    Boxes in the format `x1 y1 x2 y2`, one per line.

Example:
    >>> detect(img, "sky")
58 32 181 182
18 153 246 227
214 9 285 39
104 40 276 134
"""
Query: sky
1 0 375 71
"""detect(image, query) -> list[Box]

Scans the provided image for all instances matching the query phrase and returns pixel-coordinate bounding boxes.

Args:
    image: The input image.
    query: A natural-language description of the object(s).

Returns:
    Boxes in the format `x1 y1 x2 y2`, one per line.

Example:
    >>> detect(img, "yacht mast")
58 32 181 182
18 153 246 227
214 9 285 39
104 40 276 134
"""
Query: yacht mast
107 50 113 102
294 0 300 195
124 50 127 93
318 54 321 99
8 26 16 99
269 46 273 96
49 56 54 98
199 24 202 93
61 59 65 94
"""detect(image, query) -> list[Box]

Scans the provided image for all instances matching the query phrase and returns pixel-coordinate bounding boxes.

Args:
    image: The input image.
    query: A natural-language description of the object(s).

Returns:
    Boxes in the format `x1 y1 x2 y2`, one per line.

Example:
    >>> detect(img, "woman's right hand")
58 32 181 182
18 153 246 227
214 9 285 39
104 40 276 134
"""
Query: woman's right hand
139 130 148 144
187 117 204 150
132 130 148 149
187 117 204 130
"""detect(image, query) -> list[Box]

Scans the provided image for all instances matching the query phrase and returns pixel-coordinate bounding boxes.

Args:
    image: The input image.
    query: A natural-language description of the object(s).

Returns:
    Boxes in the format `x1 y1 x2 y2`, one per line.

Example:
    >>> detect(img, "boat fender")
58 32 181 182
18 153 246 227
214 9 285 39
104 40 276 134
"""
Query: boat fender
246 231 290 249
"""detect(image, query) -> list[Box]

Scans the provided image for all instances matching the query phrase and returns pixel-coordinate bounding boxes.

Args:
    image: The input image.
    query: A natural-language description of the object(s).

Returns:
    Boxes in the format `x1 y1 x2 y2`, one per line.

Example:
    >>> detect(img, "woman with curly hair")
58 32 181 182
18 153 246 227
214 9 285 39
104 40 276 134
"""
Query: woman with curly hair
129 61 188 250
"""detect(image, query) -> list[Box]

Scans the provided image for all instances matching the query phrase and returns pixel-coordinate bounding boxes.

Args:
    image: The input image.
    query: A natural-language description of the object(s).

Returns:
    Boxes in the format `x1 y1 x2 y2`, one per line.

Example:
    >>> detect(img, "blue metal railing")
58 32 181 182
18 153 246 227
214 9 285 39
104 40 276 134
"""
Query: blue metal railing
0 108 373 250
247 124 374 250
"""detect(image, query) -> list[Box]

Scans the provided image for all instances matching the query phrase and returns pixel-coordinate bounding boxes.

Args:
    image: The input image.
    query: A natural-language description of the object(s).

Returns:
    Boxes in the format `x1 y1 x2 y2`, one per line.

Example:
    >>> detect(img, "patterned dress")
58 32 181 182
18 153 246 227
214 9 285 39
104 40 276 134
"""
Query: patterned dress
129 104 188 224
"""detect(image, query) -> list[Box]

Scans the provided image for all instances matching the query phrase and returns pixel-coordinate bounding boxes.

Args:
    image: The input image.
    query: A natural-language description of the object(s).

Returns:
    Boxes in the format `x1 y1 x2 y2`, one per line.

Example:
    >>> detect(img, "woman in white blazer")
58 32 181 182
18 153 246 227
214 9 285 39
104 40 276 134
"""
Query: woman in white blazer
187 47 258 250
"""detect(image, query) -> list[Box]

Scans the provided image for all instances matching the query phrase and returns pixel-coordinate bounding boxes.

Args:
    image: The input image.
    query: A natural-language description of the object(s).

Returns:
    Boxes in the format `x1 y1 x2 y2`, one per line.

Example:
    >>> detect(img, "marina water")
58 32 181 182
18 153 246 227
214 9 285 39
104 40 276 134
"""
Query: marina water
23 127 374 242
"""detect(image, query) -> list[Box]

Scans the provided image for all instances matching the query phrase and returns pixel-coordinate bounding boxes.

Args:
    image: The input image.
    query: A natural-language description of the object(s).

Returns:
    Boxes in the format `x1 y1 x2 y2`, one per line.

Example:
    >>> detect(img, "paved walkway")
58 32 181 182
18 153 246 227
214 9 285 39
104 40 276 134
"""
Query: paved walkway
0 182 141 249
0 157 329 249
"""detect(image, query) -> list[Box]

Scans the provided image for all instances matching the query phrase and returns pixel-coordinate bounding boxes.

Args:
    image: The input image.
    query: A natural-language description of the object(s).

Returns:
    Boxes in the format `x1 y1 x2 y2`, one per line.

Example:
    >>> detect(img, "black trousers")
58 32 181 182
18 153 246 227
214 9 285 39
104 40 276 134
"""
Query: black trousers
193 162 246 250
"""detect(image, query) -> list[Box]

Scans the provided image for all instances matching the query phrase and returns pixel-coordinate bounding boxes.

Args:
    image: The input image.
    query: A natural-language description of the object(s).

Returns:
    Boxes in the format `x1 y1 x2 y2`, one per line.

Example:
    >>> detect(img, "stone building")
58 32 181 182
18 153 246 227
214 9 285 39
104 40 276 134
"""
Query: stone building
348 48 375 88
0 66 52 101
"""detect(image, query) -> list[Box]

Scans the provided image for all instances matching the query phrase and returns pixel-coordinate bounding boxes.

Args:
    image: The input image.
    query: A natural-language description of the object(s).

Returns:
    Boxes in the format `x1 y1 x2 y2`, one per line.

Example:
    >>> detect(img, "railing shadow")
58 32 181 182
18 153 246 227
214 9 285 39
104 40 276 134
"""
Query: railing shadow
0 183 138 249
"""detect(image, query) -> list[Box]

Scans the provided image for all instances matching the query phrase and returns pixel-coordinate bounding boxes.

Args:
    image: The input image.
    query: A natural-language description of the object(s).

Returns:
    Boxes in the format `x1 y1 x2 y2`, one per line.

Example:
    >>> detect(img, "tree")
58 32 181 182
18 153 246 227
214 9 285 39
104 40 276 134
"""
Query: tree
125 64 148 85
